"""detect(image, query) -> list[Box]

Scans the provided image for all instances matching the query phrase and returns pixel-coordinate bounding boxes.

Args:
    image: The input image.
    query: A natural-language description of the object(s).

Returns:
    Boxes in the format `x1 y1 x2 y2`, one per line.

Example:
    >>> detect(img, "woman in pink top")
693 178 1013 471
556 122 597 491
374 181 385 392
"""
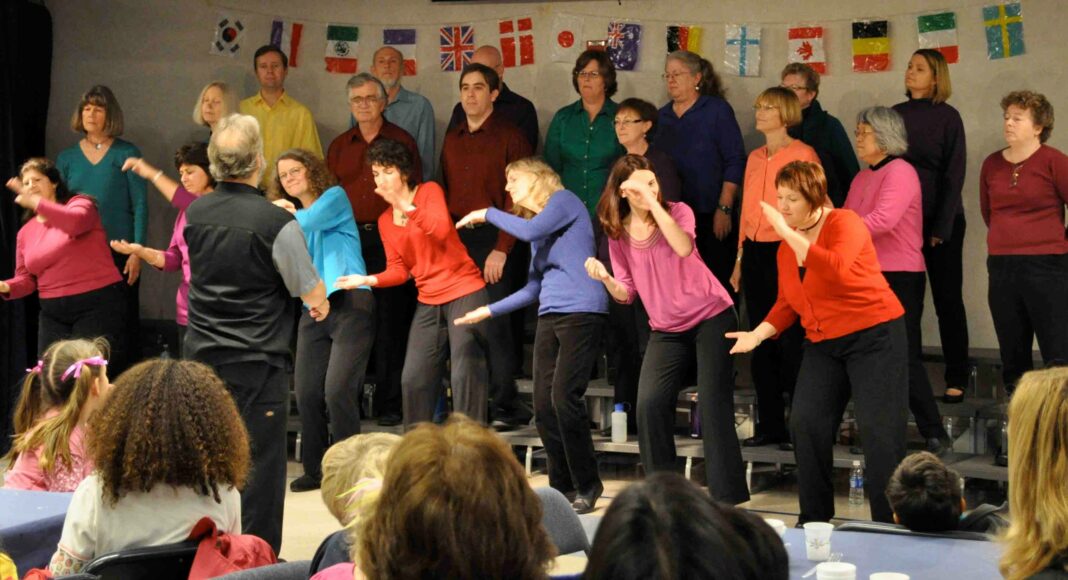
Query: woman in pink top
586 155 748 505
845 106 947 454
3 338 112 492
733 87 820 449
0 158 126 368
111 143 214 356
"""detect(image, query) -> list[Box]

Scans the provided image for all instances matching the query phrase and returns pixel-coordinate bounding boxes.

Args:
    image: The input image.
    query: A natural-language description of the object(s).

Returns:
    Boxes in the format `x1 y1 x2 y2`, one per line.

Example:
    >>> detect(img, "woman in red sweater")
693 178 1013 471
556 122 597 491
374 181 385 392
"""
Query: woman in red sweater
336 139 489 429
1 158 126 370
727 161 907 524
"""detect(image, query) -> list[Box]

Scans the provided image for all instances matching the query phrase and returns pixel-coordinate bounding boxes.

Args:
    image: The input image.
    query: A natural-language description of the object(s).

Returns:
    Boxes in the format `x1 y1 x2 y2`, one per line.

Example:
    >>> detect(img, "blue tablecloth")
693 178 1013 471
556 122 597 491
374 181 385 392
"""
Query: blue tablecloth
0 488 73 572
784 528 1001 579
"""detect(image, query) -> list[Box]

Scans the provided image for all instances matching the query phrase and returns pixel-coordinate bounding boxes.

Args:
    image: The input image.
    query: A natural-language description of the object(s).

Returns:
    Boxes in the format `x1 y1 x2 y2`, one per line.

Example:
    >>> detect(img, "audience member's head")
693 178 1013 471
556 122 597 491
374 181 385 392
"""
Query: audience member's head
71 85 124 137
584 472 788 580
1001 367 1068 580
885 451 964 532
193 80 237 129
88 359 249 505
4 339 111 474
320 432 401 528
208 114 264 183
356 414 555 580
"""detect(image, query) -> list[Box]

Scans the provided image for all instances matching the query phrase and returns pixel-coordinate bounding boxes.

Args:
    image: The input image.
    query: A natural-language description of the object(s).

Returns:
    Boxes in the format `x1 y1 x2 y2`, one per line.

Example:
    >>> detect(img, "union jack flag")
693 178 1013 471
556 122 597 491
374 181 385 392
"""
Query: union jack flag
440 25 474 72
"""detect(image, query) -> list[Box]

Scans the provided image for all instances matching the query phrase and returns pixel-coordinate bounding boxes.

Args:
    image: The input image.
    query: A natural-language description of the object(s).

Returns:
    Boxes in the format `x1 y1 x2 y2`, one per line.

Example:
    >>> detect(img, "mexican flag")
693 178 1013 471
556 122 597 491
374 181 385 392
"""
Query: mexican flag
918 12 959 64
325 25 359 74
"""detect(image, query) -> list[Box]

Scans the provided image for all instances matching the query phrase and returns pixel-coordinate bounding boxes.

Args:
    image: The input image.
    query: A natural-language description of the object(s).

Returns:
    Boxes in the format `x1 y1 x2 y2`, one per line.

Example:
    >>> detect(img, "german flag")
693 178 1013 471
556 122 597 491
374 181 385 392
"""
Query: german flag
852 20 889 72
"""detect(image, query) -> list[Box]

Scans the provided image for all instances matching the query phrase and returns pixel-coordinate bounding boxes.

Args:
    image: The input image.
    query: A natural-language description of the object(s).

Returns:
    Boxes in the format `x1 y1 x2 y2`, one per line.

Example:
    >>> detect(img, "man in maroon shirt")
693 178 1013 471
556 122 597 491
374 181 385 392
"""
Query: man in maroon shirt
326 73 422 427
441 63 533 427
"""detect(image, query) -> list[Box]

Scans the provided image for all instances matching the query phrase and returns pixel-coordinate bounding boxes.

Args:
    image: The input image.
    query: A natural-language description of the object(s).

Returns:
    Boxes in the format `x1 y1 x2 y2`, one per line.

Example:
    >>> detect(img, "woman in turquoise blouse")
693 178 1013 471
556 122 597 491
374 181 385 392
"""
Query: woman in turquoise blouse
56 85 147 373
270 148 375 493
545 49 625 215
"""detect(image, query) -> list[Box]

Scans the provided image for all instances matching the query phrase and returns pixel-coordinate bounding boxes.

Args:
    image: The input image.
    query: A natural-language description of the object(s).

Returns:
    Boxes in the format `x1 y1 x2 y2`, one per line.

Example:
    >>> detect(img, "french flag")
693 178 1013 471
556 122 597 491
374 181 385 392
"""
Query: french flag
271 20 304 67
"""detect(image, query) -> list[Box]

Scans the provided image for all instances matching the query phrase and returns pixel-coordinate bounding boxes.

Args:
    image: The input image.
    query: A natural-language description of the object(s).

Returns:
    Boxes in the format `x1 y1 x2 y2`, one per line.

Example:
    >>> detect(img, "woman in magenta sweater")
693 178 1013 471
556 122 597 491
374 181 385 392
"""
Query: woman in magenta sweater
586 154 748 505
1 158 126 369
335 138 489 429
845 106 947 454
981 91 1068 393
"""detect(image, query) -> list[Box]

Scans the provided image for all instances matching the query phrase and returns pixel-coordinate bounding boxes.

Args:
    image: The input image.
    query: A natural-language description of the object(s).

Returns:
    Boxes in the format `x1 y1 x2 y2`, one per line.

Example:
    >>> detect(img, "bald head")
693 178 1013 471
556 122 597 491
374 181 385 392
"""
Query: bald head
371 46 405 89
472 45 504 78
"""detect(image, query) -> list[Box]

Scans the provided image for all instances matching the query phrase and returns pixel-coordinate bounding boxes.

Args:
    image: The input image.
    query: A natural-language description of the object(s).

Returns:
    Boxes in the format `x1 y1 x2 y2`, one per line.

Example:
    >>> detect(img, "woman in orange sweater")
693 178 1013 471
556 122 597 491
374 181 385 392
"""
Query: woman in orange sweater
727 161 907 524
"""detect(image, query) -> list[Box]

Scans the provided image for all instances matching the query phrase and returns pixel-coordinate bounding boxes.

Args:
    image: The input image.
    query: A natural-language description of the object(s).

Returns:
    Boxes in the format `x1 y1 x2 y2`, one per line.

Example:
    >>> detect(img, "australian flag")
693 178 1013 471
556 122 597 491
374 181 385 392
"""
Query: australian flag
440 25 474 72
606 21 642 71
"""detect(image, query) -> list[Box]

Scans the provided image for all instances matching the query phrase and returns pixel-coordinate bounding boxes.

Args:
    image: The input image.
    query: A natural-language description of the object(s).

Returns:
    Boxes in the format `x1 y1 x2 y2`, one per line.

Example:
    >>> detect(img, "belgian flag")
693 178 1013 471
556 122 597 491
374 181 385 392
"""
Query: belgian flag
852 20 889 72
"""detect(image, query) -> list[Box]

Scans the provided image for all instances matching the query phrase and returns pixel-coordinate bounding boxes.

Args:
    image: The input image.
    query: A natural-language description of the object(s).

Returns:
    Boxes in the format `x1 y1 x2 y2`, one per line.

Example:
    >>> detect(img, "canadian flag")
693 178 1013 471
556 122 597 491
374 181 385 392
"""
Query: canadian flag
788 26 826 74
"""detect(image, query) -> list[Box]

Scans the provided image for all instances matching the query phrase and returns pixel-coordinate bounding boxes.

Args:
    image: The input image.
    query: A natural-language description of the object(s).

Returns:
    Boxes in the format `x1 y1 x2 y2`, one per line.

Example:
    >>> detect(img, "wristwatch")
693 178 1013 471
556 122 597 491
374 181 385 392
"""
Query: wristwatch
717 204 732 214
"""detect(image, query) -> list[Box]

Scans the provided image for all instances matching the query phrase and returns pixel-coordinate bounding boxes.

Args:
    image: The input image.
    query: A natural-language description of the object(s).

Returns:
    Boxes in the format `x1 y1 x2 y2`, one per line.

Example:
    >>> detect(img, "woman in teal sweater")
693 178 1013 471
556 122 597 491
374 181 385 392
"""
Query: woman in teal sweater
56 85 146 372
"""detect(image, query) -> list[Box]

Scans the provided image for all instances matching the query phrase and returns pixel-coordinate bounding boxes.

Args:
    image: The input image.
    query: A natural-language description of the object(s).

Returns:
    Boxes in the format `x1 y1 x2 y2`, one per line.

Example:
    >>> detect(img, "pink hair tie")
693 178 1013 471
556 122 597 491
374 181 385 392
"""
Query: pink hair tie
26 360 43 375
60 356 108 381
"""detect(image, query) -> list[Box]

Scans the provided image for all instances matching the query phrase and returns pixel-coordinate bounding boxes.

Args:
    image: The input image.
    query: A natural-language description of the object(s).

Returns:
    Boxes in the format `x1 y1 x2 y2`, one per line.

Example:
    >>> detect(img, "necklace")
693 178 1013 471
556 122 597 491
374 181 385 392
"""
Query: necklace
797 207 824 233
85 137 108 150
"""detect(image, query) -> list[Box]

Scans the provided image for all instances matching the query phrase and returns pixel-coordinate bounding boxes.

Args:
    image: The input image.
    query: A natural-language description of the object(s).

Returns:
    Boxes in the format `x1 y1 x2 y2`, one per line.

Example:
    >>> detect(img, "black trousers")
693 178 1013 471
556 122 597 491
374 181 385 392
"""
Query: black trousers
458 226 520 413
109 251 140 374
695 211 739 304
607 297 650 426
38 282 127 372
741 240 802 440
294 289 375 479
923 214 970 388
988 253 1068 390
533 313 605 495
212 360 288 553
637 309 749 504
791 318 908 524
401 289 490 428
359 226 416 417
884 271 946 440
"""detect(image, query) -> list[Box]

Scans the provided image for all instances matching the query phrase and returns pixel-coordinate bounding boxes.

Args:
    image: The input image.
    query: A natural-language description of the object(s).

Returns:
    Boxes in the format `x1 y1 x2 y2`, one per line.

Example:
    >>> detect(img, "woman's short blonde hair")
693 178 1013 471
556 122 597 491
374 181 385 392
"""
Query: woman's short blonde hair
192 81 237 127
320 432 401 526
505 157 564 218
1001 367 1068 580
70 85 123 137
755 86 802 128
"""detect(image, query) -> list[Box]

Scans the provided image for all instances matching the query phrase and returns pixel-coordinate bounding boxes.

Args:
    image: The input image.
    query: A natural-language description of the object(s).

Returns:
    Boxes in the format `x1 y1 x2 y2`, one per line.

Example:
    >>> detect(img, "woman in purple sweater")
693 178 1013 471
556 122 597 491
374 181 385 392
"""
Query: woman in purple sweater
585 154 748 505
110 143 214 355
845 106 947 454
455 158 609 514
893 49 969 403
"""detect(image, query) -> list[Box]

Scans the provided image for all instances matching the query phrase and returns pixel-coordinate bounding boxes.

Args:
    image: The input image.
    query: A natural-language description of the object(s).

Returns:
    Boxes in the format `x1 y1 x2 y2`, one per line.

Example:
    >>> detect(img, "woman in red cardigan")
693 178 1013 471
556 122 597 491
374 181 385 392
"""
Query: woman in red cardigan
727 161 907 525
1 158 126 370
336 139 489 429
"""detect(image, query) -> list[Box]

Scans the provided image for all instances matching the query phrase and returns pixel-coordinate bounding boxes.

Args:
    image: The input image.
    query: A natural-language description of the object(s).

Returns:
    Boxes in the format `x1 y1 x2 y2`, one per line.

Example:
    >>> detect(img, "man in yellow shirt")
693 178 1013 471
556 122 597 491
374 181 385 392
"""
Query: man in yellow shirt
240 45 323 186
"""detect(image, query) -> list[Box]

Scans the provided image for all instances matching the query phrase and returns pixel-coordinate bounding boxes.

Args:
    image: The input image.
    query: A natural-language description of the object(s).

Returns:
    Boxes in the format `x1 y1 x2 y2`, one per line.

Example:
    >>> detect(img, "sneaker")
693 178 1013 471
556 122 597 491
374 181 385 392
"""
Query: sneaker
289 474 321 492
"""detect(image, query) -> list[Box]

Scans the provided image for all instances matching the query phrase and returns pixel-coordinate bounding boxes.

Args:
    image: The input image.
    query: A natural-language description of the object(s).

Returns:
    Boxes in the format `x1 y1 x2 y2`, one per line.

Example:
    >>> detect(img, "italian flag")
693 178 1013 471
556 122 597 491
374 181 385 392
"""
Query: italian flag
918 12 959 64
325 24 359 74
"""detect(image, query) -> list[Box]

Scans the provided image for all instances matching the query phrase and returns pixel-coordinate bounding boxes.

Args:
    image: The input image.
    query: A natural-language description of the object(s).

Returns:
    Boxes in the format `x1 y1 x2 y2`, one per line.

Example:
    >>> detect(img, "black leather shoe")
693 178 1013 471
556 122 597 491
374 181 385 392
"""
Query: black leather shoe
926 437 946 456
942 388 966 404
742 434 785 447
778 441 795 452
289 474 321 492
572 482 604 514
377 412 402 427
995 451 1008 467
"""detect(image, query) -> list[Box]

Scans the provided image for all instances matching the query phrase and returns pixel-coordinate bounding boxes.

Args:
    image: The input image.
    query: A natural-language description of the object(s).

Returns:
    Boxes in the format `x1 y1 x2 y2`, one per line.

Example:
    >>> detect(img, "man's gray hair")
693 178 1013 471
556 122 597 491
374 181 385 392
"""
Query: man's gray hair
345 73 387 101
208 114 263 181
856 106 909 157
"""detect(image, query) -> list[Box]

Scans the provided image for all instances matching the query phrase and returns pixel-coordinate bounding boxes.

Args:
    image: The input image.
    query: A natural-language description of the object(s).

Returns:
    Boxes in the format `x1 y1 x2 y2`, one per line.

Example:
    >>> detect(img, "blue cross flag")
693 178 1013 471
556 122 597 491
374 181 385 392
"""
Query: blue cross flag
725 24 762 77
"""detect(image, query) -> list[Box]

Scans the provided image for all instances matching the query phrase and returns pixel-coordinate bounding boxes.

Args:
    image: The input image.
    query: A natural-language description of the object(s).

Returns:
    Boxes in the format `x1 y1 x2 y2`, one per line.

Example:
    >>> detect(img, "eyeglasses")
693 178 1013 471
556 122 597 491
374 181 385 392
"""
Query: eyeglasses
854 129 876 138
349 96 381 106
574 71 602 79
781 84 809 92
278 166 306 180
753 104 778 111
662 71 691 81
614 118 644 127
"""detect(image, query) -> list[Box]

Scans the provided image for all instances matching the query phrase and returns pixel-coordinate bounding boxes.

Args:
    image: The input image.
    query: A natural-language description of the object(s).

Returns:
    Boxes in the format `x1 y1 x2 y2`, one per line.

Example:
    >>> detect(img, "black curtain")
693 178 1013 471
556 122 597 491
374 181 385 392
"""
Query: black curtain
0 0 51 455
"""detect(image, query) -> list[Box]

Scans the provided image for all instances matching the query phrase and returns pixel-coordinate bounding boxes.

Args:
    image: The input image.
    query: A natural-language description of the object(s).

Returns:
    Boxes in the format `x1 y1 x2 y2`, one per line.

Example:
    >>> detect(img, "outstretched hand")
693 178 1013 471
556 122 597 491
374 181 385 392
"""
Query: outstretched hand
110 240 144 256
455 208 488 229
454 306 492 326
336 274 374 290
273 199 297 214
725 331 762 354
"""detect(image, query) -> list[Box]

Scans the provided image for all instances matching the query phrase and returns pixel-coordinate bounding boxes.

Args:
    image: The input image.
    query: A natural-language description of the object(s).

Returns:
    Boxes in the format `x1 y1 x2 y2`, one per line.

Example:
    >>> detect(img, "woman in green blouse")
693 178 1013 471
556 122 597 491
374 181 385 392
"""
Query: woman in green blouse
544 50 625 216
56 85 147 372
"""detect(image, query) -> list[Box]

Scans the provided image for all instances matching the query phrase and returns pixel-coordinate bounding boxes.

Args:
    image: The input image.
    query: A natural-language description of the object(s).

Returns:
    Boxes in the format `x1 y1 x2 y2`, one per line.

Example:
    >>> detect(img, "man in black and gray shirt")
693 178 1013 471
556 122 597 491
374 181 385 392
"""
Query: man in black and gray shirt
184 113 328 552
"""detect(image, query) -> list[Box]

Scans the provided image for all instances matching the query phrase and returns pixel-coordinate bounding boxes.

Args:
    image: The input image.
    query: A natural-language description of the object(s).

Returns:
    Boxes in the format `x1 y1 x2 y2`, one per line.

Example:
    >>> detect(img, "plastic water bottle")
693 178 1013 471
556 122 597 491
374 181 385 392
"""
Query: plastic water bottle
849 460 865 506
611 403 628 443
157 334 171 359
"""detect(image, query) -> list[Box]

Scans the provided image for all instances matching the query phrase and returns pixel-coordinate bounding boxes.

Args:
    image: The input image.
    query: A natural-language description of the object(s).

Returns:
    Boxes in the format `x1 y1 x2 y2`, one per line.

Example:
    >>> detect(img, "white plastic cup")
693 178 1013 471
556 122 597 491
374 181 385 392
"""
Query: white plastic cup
816 562 856 580
803 522 834 561
764 518 787 538
870 574 910 580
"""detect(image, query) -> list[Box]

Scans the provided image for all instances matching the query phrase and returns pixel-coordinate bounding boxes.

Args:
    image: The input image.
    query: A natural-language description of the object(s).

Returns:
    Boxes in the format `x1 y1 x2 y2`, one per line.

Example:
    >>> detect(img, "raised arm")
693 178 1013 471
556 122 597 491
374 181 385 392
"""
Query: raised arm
122 157 179 203
295 187 352 233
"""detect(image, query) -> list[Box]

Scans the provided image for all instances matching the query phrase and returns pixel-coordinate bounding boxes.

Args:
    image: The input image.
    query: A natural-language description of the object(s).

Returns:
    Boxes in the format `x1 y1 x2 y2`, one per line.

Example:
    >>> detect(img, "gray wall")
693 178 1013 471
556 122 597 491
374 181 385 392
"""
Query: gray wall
45 0 1068 349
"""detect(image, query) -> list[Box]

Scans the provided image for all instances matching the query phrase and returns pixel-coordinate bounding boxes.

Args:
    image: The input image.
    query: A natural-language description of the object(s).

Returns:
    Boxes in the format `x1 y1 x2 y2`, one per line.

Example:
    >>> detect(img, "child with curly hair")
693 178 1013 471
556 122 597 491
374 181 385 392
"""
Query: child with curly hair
3 338 112 492
47 359 250 575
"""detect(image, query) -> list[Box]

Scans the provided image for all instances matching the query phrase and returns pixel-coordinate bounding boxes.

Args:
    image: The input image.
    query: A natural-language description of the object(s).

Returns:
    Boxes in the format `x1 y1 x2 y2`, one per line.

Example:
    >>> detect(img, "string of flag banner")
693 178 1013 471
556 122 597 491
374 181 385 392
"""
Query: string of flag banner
208 2 1026 77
